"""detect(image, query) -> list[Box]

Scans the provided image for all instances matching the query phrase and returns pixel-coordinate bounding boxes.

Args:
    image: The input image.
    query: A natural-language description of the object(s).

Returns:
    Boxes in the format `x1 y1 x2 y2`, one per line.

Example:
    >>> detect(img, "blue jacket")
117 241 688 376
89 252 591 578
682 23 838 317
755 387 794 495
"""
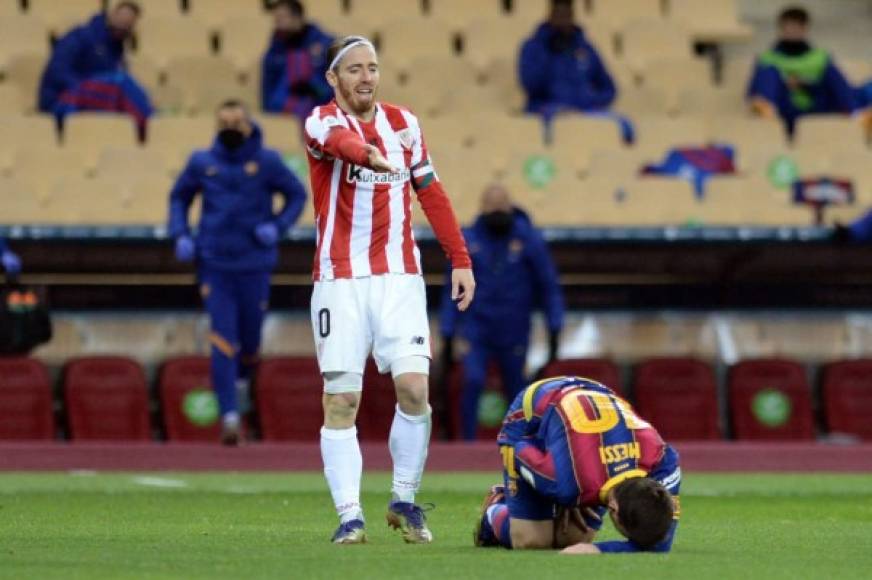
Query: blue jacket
440 208 564 344
38 13 126 111
261 23 334 114
518 23 616 114
168 124 307 273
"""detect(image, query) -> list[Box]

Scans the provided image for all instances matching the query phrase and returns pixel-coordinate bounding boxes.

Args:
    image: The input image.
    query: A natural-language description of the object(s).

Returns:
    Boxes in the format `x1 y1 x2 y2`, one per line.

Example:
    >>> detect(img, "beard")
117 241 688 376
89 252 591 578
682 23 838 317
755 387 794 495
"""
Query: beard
337 81 376 116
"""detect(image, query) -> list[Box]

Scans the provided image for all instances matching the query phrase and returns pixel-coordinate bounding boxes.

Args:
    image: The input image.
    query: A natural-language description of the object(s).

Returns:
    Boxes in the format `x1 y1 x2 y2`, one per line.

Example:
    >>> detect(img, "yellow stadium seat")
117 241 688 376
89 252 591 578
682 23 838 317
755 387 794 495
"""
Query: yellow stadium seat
793 115 869 154
95 146 172 182
305 0 348 23
421 117 475 161
591 0 663 28
505 0 549 22
667 0 752 44
470 112 545 153
615 85 672 117
217 15 273 69
702 176 812 226
349 0 426 24
675 86 748 118
838 58 872 87
0 85 26 115
121 175 175 225
826 204 868 226
0 176 50 225
476 55 526 114
0 114 58 148
0 0 23 17
3 54 44 112
164 55 250 114
255 114 305 156
62 113 140 162
0 15 50 64
29 1 101 36
639 56 712 94
831 151 872 203
376 17 455 64
461 18 532 68
429 0 504 26
551 114 625 167
11 147 92 198
136 17 212 66
108 0 182 19
620 177 701 226
708 117 787 151
619 18 692 74
188 0 267 30
587 148 646 180
147 116 215 163
633 116 707 159
46 176 128 224
720 55 754 97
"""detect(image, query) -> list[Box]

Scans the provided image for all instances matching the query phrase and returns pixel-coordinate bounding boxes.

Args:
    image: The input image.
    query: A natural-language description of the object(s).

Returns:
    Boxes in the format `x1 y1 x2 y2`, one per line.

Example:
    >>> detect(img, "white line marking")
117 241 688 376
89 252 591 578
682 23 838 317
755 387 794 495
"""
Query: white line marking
131 476 189 489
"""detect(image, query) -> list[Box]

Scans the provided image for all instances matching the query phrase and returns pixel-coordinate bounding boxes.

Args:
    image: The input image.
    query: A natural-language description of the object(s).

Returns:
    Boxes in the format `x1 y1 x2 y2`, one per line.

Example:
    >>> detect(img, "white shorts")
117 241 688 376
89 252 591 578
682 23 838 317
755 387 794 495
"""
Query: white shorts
311 273 431 376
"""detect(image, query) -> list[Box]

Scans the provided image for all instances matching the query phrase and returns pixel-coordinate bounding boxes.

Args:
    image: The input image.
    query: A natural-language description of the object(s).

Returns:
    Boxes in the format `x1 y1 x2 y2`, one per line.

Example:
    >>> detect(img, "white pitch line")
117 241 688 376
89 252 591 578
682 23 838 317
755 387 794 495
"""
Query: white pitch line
131 476 189 489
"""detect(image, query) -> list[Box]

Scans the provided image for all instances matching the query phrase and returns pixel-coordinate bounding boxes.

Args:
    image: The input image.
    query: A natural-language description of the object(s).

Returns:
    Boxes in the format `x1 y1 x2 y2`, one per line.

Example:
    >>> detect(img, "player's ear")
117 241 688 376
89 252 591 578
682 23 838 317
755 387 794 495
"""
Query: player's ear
326 69 338 89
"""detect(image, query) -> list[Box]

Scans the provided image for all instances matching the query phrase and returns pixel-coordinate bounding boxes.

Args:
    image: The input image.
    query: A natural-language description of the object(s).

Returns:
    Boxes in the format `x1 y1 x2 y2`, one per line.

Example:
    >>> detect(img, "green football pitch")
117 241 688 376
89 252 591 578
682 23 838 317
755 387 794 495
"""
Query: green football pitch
0 472 870 580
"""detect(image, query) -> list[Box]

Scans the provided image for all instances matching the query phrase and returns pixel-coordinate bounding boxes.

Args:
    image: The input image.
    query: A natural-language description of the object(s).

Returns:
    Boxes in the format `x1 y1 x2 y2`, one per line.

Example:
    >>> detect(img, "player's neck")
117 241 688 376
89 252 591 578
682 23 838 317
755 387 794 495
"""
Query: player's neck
337 98 376 123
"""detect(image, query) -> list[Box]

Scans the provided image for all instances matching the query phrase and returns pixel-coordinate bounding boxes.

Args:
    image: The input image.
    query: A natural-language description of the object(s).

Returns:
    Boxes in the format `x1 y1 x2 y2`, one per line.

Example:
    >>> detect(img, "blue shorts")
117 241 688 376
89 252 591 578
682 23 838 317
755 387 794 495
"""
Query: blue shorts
503 467 554 521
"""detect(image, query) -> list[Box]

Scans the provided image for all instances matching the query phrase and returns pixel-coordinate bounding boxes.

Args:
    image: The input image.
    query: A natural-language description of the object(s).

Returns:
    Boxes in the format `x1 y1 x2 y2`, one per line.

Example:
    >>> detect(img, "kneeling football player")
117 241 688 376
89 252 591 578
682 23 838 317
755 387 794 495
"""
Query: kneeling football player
474 376 681 554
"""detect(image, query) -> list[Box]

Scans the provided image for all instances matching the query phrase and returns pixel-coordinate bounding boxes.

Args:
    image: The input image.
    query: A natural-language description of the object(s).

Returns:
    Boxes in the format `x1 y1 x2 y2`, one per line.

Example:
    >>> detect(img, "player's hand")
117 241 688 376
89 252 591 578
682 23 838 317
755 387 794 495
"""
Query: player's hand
174 235 195 263
554 506 596 547
560 542 601 555
1 250 21 275
451 268 475 311
365 144 398 173
254 222 280 247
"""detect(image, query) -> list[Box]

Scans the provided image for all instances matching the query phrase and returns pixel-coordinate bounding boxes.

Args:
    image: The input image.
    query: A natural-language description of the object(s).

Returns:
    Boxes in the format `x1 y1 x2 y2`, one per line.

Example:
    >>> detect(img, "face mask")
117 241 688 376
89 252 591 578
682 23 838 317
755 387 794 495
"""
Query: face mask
482 211 513 237
109 26 131 40
776 39 810 56
218 128 245 150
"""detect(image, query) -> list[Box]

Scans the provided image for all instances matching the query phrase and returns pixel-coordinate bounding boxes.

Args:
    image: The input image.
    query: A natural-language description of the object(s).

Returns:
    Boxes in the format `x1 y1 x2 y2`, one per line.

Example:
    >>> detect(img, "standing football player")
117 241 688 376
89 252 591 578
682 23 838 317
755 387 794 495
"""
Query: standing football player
303 36 475 544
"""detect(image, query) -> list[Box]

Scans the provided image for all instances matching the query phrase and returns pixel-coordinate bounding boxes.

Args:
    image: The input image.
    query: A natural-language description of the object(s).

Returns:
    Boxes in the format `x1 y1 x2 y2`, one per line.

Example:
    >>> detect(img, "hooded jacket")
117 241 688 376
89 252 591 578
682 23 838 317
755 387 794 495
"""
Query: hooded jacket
168 123 307 272
440 207 564 343
519 22 617 114
38 13 126 111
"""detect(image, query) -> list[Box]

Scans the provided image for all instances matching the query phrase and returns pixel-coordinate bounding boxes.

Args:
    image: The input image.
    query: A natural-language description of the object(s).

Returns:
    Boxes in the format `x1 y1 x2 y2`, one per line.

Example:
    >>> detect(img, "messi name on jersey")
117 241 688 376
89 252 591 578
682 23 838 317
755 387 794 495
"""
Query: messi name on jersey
346 164 411 184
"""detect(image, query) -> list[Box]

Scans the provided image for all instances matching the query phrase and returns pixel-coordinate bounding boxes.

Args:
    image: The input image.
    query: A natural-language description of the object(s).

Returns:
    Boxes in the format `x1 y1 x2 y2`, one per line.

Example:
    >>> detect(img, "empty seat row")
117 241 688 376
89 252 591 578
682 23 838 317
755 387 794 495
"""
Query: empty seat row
447 357 872 442
2 355 871 443
0 355 388 442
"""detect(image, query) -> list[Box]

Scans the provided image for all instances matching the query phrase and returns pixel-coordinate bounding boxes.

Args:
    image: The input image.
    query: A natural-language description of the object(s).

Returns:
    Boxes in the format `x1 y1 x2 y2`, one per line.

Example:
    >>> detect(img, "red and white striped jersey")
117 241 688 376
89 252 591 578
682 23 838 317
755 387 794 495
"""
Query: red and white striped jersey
304 101 438 281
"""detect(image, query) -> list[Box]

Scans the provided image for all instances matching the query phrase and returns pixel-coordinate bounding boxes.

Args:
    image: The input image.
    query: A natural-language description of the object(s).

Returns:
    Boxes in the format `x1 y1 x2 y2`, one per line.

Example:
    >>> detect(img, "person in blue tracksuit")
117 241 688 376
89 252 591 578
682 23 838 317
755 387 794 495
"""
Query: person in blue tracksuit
168 100 307 445
518 0 616 117
0 240 21 277
38 2 152 135
261 0 334 120
747 6 861 135
440 184 564 440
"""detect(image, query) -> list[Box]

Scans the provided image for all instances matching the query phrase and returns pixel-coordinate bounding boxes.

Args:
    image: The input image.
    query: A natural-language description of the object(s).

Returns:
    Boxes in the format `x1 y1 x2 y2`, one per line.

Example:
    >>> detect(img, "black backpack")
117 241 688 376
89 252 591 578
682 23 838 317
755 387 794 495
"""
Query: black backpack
0 280 53 354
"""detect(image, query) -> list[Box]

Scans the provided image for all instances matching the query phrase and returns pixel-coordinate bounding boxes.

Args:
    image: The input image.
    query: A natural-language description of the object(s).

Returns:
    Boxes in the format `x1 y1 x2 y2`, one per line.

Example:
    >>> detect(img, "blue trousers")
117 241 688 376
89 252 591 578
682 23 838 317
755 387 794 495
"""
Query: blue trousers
199 268 271 417
461 338 528 441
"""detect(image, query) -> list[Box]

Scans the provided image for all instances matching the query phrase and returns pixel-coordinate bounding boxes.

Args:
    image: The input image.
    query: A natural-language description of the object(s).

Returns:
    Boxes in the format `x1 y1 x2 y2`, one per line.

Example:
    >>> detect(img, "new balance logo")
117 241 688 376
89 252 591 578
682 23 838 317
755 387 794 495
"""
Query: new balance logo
347 164 410 184
410 336 425 345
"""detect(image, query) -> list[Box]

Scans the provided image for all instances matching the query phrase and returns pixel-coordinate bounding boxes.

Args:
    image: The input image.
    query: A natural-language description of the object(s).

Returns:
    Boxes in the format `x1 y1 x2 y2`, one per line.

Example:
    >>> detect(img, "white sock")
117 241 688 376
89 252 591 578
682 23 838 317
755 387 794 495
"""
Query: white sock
389 404 432 503
320 426 364 523
222 412 240 428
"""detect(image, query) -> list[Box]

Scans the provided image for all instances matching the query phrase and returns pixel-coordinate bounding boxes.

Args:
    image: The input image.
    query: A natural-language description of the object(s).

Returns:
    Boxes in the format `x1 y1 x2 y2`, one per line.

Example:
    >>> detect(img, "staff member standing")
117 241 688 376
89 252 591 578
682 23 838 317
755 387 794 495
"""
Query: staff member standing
168 100 307 445
440 185 564 441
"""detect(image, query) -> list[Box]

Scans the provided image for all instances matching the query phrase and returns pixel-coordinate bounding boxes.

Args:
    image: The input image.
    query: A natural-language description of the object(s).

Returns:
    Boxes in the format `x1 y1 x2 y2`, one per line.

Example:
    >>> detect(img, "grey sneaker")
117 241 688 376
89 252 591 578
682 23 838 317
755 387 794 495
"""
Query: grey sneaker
386 501 434 544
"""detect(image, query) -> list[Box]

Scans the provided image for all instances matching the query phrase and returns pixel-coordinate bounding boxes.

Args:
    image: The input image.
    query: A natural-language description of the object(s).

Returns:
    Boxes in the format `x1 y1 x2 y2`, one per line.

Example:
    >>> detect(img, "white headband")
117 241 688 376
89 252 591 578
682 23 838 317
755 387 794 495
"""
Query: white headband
329 37 376 72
